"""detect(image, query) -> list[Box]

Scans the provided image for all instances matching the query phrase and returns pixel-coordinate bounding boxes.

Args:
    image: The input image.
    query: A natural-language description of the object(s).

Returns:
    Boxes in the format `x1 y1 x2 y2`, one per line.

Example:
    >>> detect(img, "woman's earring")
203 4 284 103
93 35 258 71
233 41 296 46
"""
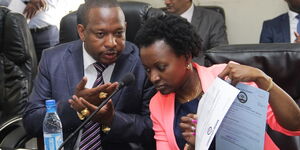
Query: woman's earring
186 63 192 70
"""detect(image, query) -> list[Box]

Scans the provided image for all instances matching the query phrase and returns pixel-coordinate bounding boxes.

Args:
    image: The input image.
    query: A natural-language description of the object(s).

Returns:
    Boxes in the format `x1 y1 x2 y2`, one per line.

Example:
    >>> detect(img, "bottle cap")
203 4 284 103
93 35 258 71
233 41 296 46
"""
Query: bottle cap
45 99 56 107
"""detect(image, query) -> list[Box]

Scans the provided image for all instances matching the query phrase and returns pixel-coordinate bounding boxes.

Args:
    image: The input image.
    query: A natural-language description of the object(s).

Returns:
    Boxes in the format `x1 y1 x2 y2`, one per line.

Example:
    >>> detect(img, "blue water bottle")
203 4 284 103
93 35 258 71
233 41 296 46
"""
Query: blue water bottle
43 99 64 150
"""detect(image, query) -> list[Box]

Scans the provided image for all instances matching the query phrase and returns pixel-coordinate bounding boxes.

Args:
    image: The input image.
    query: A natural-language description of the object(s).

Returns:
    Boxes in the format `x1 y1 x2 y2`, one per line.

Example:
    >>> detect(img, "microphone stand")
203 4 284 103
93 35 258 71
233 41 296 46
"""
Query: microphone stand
58 87 121 150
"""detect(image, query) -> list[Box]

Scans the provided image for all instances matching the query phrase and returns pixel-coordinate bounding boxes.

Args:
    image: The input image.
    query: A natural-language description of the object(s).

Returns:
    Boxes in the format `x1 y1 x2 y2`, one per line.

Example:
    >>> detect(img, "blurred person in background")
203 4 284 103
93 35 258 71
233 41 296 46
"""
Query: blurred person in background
162 0 228 53
260 0 300 43
23 0 83 62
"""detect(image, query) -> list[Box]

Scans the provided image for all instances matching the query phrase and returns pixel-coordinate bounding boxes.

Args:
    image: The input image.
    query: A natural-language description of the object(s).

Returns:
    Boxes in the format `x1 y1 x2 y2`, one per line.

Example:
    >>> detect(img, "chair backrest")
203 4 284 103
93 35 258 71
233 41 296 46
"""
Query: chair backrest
59 1 164 44
203 43 300 103
0 6 37 125
59 10 78 44
202 43 300 150
120 1 151 43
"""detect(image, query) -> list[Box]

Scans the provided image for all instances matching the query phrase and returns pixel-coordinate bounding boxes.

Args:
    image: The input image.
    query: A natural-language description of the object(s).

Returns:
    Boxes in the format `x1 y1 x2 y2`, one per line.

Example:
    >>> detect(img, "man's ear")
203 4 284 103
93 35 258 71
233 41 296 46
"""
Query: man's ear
77 24 85 41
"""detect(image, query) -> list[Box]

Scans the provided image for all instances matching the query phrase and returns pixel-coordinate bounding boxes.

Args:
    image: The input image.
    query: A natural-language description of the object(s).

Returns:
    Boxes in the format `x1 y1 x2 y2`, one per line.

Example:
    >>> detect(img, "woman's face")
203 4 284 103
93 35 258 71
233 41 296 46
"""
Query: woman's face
140 40 189 95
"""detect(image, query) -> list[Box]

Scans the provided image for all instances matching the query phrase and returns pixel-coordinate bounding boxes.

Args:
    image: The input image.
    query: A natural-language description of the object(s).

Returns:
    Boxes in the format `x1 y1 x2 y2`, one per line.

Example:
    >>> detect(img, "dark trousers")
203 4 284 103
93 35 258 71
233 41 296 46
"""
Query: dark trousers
30 25 59 62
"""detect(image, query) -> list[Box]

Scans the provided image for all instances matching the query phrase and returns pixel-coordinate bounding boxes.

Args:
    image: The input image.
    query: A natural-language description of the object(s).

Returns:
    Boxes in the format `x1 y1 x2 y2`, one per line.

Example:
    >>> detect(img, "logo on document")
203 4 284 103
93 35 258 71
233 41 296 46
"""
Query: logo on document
237 91 247 103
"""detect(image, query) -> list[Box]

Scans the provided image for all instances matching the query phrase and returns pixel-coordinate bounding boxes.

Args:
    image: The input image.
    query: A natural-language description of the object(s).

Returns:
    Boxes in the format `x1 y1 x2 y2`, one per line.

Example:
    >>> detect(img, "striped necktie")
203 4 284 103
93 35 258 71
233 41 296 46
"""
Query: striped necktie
79 62 107 150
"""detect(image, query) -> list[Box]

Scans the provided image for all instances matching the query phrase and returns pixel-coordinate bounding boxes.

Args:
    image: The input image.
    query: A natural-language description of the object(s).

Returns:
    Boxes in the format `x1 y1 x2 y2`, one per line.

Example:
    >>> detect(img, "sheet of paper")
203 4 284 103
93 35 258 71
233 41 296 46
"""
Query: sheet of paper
8 0 26 14
216 83 269 150
195 77 240 150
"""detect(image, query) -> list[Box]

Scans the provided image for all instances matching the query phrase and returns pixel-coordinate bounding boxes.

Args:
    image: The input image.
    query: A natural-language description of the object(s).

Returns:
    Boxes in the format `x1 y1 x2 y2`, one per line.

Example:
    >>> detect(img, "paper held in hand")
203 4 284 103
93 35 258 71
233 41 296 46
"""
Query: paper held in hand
216 82 269 150
195 77 269 150
195 77 240 150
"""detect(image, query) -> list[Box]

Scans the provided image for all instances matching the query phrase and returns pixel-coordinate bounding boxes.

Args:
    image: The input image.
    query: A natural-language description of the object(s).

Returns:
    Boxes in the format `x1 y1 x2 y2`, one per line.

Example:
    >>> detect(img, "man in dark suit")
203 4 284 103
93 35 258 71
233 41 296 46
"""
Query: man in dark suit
163 0 228 52
260 0 300 43
22 0 156 149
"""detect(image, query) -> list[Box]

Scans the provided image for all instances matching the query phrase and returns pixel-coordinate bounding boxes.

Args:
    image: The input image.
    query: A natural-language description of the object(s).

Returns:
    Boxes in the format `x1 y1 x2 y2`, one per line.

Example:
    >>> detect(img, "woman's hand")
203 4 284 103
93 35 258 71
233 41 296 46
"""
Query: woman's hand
180 113 197 149
218 62 271 91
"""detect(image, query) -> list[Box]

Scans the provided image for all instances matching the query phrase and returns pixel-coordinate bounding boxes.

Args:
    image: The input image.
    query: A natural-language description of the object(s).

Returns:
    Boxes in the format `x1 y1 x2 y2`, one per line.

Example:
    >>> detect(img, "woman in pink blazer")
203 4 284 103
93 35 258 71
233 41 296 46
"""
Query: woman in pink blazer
135 14 300 150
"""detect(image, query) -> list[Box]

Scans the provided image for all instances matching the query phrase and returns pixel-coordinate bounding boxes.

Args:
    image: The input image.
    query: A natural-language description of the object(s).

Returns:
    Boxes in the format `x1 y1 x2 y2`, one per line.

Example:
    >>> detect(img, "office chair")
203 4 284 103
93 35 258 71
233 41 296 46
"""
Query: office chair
0 6 37 149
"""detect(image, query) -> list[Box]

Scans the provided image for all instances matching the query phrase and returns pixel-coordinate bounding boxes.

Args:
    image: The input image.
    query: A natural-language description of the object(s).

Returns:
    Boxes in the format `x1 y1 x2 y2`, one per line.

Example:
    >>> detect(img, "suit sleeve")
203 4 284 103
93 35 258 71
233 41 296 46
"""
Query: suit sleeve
260 21 273 43
208 13 228 49
22 52 52 137
22 50 80 137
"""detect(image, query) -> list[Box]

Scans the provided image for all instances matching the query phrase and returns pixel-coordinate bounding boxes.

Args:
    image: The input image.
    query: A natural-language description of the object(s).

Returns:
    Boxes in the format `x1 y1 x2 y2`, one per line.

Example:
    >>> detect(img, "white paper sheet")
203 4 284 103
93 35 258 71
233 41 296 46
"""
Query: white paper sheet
195 77 240 150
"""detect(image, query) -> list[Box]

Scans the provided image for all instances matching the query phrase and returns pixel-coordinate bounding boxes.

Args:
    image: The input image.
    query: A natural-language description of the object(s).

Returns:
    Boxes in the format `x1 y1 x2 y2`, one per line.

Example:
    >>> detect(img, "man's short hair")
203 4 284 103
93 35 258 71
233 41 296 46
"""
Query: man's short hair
77 0 120 27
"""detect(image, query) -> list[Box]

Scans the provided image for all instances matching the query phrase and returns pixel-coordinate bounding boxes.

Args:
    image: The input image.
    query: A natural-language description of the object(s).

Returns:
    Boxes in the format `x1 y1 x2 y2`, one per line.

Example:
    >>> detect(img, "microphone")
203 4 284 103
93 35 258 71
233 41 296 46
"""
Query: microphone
117 73 135 89
58 73 135 150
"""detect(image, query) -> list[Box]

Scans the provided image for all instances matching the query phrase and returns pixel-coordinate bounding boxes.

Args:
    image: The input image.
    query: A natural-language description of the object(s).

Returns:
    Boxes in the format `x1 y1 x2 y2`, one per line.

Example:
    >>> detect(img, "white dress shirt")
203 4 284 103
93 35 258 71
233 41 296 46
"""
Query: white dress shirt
26 0 84 28
288 10 299 43
180 4 194 23
27 0 60 28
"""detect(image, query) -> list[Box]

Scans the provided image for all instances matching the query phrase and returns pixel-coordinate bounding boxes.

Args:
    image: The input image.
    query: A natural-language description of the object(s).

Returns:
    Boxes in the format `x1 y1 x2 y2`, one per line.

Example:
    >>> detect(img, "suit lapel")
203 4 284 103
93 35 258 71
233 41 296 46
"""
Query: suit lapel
110 42 135 105
281 13 290 43
165 93 180 150
64 40 84 94
191 6 202 32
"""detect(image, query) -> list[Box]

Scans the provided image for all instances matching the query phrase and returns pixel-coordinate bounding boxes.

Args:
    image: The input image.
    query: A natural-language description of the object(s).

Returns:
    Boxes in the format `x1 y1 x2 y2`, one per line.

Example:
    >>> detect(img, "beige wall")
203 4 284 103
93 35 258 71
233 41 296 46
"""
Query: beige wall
120 0 288 44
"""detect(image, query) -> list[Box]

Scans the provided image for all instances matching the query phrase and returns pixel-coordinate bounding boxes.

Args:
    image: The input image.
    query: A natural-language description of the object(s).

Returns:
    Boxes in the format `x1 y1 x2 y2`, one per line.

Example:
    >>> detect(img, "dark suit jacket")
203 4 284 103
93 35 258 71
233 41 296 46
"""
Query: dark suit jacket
23 40 156 150
191 6 228 52
260 13 290 43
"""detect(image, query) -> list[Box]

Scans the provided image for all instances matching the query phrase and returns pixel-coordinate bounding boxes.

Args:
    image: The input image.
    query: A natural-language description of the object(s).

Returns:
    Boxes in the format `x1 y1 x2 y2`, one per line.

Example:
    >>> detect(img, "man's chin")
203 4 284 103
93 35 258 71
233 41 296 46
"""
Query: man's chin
159 89 172 95
97 58 116 65
166 8 175 13
99 55 119 64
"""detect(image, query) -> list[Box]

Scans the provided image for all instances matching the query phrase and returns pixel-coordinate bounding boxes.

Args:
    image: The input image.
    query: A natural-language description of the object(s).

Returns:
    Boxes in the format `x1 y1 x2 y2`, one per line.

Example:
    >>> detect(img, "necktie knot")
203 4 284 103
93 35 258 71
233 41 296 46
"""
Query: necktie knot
92 62 107 88
93 62 107 74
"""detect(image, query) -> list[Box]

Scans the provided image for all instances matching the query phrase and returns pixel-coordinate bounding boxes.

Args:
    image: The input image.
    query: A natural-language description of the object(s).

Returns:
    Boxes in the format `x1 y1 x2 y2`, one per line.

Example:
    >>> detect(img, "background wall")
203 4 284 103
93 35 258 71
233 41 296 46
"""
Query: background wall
120 0 288 44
